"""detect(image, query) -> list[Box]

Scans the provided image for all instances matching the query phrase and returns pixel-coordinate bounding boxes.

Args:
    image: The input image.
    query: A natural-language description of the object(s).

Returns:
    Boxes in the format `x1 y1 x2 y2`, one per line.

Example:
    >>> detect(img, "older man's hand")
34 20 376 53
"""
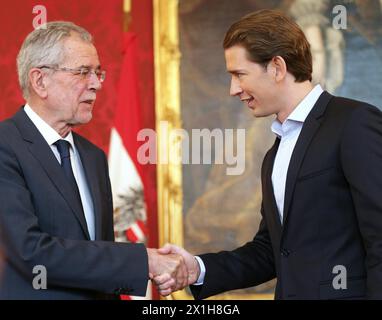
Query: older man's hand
151 244 201 296
146 248 188 294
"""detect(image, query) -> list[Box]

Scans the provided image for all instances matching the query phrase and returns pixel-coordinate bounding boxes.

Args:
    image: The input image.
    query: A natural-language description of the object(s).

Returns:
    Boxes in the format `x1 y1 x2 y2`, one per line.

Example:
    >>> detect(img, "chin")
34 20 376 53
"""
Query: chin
82 115 93 124
252 110 266 118
84 110 93 119
252 108 273 118
75 113 93 125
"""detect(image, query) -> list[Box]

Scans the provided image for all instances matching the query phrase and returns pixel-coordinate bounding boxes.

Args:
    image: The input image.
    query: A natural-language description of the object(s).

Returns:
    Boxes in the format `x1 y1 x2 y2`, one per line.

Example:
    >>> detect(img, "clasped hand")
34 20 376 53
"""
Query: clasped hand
147 244 200 296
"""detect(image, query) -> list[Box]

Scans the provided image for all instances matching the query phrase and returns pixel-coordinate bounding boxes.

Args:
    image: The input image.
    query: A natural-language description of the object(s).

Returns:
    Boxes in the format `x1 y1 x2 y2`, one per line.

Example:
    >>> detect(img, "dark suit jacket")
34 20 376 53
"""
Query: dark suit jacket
0 108 148 299
192 91 382 300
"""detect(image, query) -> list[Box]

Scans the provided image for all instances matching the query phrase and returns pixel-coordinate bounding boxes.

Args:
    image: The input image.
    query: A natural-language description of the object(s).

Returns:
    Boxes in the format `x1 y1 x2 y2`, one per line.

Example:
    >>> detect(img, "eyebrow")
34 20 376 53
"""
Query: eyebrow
227 69 246 74
78 64 101 70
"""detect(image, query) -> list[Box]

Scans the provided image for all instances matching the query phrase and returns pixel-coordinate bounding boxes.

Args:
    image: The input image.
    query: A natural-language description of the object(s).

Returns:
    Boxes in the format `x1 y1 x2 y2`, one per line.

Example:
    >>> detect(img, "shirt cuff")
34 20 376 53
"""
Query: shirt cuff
193 256 206 285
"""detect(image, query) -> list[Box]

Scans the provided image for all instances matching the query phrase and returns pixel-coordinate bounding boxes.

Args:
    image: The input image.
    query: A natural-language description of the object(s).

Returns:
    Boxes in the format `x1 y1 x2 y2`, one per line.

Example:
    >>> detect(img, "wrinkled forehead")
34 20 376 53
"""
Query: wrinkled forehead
60 35 100 67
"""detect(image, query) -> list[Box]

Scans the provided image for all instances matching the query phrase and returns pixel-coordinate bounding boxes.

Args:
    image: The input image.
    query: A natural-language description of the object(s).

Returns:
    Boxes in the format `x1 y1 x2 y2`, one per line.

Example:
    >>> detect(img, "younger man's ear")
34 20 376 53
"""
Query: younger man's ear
270 56 287 82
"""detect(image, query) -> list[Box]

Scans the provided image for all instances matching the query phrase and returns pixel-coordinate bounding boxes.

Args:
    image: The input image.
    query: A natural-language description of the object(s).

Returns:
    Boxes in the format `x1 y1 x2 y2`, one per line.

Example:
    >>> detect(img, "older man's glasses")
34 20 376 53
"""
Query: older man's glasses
39 65 106 83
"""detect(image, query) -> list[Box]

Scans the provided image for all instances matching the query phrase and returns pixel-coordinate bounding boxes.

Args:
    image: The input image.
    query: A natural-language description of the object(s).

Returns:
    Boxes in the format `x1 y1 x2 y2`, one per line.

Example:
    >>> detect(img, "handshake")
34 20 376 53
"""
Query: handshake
147 244 200 296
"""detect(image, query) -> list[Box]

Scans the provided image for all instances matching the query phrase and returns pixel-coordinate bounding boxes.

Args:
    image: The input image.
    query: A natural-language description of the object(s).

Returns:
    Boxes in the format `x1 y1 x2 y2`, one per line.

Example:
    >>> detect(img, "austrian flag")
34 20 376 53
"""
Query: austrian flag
108 32 151 299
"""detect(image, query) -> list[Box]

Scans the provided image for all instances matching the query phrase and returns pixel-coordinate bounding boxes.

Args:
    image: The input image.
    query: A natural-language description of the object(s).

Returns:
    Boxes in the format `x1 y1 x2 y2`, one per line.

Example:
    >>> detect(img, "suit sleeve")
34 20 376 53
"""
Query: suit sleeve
191 204 276 300
0 139 149 296
341 104 382 298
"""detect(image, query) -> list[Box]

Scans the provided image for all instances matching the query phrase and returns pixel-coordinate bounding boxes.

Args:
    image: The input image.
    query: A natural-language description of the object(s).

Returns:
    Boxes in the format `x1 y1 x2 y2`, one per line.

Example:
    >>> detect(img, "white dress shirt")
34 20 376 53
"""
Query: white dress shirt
271 84 323 222
194 84 324 285
24 104 96 240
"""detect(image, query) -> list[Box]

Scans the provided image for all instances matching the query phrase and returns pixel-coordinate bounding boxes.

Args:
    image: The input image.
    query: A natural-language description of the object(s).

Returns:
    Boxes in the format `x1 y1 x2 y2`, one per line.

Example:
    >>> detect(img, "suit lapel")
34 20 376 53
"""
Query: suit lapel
74 134 103 240
12 109 91 240
282 91 334 226
263 137 283 235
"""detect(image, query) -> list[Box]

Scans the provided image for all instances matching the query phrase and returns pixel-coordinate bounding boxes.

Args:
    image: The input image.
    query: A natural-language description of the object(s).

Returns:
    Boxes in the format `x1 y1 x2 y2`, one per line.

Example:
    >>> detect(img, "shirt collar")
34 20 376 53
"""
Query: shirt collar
271 84 323 138
24 104 75 148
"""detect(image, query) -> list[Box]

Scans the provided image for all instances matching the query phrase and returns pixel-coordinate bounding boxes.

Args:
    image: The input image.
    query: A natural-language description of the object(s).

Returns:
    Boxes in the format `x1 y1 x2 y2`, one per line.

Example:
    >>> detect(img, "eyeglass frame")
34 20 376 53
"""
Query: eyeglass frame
37 65 106 83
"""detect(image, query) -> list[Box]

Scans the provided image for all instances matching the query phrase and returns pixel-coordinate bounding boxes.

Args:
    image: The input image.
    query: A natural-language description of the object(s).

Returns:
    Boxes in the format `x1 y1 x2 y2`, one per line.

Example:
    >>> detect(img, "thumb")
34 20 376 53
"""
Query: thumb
157 243 174 255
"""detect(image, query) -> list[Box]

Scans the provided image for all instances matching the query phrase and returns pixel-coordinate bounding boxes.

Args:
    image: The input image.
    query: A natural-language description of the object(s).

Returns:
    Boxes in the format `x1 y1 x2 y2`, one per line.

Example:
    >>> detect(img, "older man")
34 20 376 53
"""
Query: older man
0 21 187 299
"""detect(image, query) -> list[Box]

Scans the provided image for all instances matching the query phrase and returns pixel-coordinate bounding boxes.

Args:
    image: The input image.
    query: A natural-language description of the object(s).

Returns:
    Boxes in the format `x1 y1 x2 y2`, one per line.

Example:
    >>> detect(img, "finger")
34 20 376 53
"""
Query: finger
171 258 186 291
178 257 188 289
183 256 189 286
159 288 172 296
153 273 171 285
169 254 186 289
158 278 175 291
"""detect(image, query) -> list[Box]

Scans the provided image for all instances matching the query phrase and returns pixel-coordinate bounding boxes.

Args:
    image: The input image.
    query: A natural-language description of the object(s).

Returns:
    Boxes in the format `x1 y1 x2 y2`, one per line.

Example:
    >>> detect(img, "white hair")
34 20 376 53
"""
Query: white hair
17 21 93 99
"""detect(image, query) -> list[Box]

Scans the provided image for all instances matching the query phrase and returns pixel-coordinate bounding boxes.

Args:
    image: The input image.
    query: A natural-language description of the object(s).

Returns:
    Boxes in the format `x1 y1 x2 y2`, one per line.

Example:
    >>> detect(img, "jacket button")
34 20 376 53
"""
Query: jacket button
114 288 131 295
114 288 123 295
281 249 290 257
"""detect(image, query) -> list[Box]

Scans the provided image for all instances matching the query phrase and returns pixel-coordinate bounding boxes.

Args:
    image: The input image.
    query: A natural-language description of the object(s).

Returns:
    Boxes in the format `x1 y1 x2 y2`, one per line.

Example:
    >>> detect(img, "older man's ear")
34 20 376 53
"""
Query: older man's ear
29 68 49 99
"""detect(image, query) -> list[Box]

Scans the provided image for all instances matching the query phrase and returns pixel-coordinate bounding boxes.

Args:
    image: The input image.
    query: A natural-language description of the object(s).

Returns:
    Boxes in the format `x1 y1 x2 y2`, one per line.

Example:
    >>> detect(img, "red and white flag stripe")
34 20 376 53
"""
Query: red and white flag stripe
108 32 151 300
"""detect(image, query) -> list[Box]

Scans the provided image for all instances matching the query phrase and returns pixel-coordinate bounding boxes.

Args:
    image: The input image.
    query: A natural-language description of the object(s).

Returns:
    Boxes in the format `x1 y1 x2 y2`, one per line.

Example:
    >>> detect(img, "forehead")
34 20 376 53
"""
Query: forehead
61 35 100 66
224 45 252 70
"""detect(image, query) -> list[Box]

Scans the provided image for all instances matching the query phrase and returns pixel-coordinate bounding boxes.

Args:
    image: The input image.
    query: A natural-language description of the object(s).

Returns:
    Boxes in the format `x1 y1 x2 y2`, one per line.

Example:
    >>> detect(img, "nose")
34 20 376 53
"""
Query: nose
229 77 242 96
88 71 102 91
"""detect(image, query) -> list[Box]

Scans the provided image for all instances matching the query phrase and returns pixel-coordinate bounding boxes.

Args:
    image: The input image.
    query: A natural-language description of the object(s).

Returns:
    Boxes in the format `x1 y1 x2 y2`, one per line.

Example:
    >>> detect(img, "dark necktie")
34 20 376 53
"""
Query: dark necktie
54 140 85 215
54 140 79 188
